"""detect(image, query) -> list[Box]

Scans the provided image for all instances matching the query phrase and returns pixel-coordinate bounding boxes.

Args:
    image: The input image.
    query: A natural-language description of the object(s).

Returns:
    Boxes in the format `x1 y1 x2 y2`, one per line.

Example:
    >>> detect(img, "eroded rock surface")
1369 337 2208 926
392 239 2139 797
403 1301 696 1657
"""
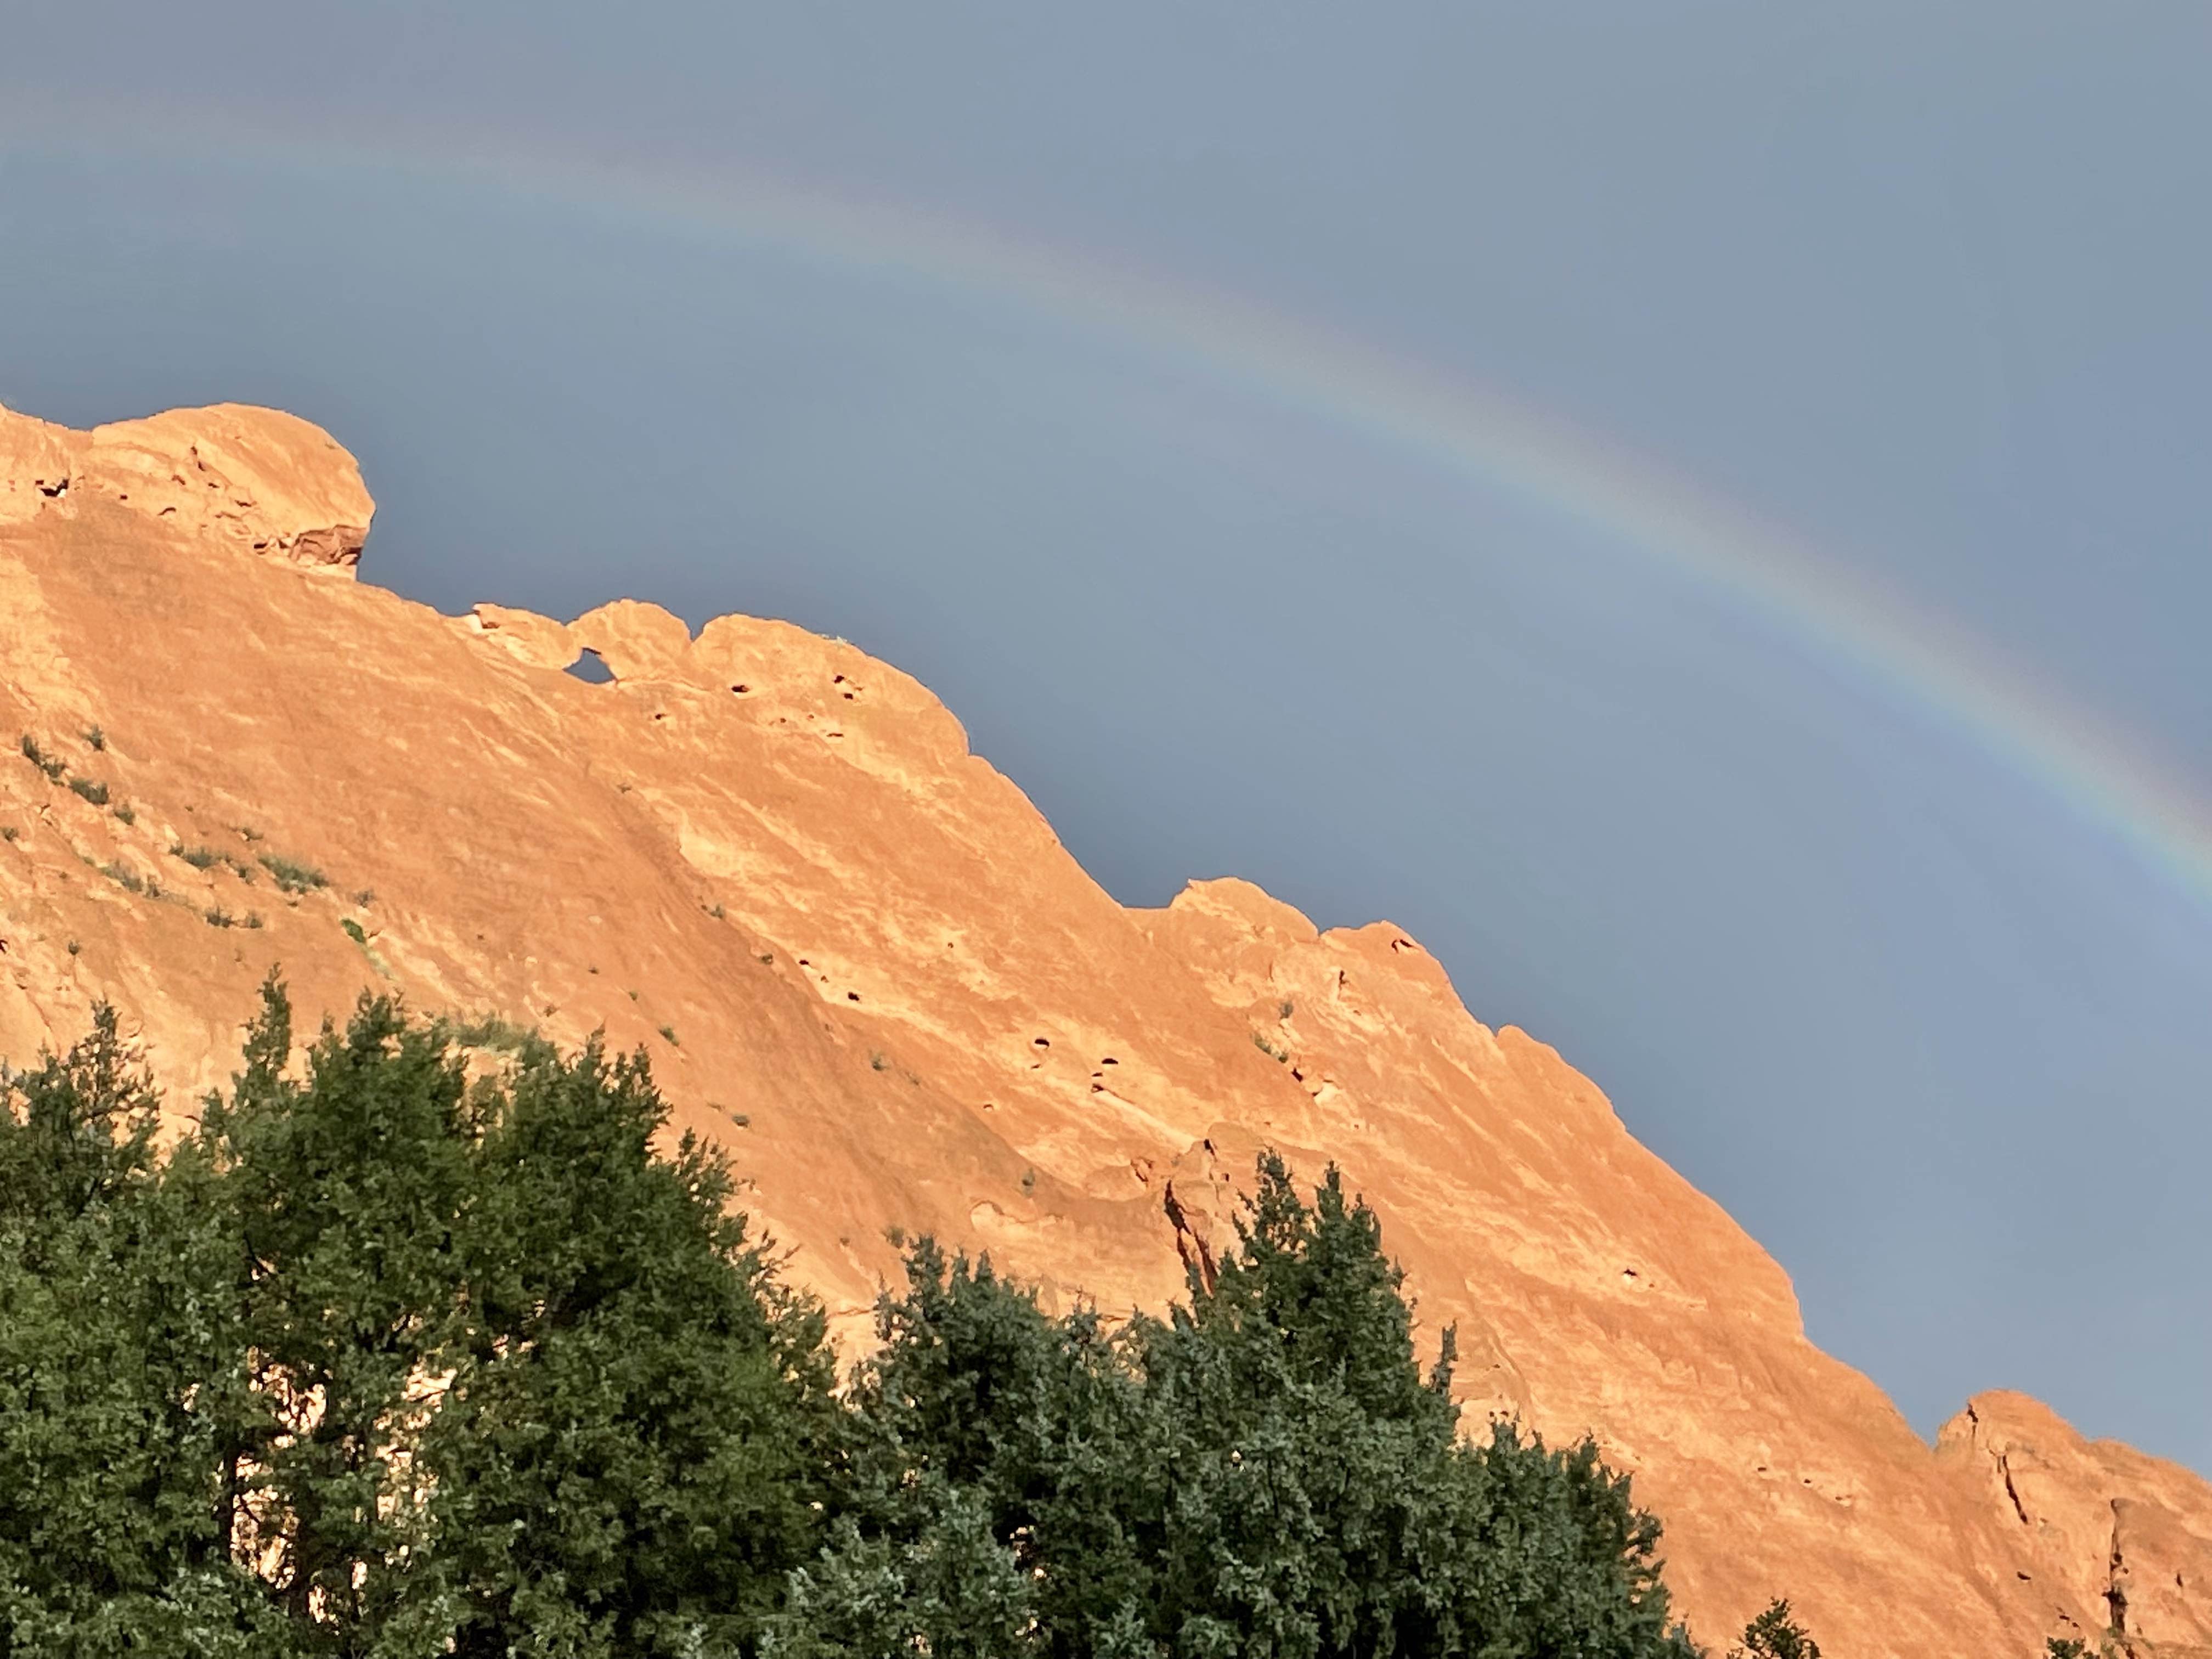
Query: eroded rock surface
1940 1393 2212 1655
1 402 2205 1657
0 401 372 568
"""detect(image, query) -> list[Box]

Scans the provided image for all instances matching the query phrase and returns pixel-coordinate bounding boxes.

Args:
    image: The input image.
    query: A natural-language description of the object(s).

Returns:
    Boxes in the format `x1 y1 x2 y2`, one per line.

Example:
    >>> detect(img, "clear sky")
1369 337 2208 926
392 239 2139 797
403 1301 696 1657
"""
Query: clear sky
3 3 2207 1472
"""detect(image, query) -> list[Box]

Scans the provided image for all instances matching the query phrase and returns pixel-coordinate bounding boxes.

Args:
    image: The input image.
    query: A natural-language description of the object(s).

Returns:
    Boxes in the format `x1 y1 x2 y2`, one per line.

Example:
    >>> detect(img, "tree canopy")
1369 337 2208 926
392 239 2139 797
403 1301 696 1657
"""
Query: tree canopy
0 988 1742 1657
789 1155 1696 1658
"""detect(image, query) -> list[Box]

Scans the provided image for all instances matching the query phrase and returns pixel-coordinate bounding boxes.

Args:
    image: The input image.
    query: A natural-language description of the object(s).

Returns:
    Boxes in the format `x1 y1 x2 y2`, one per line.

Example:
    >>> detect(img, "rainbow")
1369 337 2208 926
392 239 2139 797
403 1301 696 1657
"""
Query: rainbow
13 110 2212 912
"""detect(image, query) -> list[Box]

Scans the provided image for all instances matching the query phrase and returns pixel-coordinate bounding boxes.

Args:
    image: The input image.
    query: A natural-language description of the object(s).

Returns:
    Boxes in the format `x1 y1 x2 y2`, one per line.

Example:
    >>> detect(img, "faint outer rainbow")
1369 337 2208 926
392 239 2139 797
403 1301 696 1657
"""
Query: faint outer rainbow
17 120 2212 912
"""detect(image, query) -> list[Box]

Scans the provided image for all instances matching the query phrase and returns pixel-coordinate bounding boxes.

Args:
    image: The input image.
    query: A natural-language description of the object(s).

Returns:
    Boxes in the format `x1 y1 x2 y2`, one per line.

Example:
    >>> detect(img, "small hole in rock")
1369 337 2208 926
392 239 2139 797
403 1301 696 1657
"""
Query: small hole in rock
567 650 614 684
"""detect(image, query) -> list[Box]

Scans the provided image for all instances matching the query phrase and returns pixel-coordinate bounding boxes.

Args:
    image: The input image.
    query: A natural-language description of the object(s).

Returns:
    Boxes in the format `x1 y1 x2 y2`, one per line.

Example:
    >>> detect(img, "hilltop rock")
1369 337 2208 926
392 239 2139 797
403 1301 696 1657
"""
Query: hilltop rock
1940 1392 2212 1653
0 407 78 526
1 401 2205 1657
0 400 372 569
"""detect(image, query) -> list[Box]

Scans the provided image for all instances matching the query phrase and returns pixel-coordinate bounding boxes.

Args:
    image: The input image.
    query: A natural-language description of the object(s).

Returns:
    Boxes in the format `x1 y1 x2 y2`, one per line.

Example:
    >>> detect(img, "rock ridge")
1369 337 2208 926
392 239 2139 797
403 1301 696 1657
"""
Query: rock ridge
1 400 373 569
1 402 2206 1657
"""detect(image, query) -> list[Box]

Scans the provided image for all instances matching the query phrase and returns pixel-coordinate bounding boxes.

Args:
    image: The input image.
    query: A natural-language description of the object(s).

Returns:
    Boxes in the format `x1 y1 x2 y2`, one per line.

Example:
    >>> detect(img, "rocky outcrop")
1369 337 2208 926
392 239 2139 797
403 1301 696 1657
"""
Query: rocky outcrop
0 408 78 526
1940 1393 2212 1655
0 402 372 569
1 400 2205 1657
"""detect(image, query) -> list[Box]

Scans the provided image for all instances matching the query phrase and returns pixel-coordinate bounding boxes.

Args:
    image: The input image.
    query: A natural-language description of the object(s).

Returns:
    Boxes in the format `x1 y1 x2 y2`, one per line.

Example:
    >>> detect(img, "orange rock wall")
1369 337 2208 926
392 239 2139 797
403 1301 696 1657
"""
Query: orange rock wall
1 402 2205 1657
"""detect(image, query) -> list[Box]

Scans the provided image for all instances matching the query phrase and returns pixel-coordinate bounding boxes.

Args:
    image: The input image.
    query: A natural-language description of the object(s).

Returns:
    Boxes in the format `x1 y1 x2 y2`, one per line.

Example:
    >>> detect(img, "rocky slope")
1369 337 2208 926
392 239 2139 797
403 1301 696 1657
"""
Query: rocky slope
1 400 2205 1657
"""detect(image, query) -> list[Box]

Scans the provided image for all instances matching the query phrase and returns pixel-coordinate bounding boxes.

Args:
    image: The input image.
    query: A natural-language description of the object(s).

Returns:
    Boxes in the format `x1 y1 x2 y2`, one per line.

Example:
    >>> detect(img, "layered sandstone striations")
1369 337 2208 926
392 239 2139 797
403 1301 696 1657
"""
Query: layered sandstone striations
1 400 2205 1657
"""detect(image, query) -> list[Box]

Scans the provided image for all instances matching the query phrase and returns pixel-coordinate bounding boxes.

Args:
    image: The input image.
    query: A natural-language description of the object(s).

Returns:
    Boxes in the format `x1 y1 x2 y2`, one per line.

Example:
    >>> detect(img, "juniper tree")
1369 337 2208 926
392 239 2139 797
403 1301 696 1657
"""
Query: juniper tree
788 1154 1698 1659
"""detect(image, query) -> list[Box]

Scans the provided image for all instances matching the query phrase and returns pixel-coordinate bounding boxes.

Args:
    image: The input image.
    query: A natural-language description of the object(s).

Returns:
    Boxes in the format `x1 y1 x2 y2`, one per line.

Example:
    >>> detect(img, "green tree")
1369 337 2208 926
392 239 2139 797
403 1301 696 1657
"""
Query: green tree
1132 1156 1691 1658
1730 1598 1821 1659
0 1008 276 1655
425 1031 839 1656
778 1240 1131 1657
788 1154 1697 1658
192 983 481 1652
193 984 842 1655
0 986 839 1656
1 996 1771 1659
0 1005 156 1226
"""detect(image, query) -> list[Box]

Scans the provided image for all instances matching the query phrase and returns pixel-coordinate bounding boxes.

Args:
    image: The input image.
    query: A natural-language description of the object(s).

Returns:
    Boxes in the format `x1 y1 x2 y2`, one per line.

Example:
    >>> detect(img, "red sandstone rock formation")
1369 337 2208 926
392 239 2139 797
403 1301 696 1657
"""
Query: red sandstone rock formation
2 400 2205 1657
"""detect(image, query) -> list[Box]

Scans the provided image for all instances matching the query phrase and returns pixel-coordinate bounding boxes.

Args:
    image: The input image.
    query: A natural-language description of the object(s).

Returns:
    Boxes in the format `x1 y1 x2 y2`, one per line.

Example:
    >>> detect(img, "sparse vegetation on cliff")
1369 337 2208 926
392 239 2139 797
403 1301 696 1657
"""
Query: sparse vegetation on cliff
256 852 328 896
17 733 63 783
99 860 150 895
0 993 1723 1657
449 1013 536 1053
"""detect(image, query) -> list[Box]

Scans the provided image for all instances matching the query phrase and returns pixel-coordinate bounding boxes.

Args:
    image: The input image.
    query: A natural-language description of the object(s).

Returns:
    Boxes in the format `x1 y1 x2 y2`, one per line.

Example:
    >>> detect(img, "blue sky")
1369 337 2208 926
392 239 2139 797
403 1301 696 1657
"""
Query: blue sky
3 2 2207 1471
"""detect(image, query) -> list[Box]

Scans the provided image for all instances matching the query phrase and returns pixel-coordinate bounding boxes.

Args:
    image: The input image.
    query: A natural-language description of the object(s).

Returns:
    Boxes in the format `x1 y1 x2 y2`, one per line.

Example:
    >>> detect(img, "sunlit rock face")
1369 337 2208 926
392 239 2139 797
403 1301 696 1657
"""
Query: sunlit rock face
1938 1392 2212 1655
2 402 2206 1658
1 401 372 566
